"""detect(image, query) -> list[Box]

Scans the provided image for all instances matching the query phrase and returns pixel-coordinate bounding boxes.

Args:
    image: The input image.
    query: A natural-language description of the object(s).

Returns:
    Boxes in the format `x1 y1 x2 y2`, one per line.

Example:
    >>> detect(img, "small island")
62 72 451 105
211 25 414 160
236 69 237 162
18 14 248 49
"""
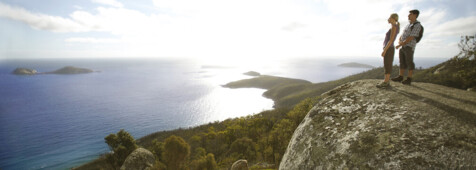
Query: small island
48 66 94 74
338 62 375 68
12 66 96 75
12 68 38 75
243 71 261 76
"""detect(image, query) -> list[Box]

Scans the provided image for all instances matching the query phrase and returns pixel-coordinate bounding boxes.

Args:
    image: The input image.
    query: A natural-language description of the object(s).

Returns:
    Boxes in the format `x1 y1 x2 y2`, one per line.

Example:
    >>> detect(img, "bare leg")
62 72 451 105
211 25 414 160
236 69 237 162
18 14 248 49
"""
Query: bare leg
408 70 413 78
400 69 405 76
384 74 390 82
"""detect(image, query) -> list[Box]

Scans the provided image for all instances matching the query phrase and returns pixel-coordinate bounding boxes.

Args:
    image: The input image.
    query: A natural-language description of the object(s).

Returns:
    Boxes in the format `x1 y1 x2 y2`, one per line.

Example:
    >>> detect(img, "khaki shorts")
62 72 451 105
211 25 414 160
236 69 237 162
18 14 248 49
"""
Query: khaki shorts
399 46 415 70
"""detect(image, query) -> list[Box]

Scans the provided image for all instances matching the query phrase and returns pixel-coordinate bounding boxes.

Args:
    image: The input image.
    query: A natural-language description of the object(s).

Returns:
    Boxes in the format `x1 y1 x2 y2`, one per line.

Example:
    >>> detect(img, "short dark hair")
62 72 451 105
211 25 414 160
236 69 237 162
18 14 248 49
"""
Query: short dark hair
410 9 420 18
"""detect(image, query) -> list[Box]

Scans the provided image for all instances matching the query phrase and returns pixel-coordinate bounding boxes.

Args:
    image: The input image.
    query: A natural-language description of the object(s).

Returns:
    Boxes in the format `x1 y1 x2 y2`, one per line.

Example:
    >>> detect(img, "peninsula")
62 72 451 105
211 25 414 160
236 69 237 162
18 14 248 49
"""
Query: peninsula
338 62 375 68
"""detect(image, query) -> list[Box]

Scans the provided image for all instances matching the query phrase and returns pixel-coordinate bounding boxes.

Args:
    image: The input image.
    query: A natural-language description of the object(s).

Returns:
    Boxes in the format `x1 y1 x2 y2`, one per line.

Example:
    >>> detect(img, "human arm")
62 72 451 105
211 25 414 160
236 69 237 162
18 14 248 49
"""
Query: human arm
396 22 421 49
396 36 414 49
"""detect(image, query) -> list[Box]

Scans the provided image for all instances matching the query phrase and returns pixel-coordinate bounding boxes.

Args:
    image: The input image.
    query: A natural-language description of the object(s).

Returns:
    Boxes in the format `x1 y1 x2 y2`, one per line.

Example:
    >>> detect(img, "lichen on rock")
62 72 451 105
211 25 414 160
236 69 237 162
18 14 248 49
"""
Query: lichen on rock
280 79 476 169
120 148 155 170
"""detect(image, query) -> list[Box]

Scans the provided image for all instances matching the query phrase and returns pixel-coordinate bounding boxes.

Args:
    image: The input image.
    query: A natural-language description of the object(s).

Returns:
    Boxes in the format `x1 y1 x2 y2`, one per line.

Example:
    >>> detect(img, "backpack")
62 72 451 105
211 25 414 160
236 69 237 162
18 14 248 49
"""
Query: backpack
411 22 424 43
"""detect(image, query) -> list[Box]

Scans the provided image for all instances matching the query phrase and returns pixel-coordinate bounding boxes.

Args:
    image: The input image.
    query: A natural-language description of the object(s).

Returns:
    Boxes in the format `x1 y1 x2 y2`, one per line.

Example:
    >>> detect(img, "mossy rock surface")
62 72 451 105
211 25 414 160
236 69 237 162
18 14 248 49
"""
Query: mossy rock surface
280 79 476 169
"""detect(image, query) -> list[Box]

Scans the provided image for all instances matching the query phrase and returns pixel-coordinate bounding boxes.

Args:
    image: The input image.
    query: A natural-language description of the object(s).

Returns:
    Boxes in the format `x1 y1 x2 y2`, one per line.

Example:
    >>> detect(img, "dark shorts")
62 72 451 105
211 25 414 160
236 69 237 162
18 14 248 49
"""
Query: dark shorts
384 47 394 74
399 46 415 70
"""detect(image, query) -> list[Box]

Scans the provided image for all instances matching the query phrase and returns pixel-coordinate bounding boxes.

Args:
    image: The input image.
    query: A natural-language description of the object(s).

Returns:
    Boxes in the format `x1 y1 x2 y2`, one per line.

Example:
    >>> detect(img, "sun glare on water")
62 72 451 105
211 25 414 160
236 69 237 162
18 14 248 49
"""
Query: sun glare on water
186 58 275 125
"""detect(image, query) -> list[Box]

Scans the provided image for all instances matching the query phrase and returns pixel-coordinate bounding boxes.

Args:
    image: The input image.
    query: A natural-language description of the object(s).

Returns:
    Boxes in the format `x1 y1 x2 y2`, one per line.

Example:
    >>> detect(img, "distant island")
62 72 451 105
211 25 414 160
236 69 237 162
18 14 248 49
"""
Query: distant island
243 71 261 76
338 62 375 68
12 68 38 75
48 66 95 74
12 66 96 75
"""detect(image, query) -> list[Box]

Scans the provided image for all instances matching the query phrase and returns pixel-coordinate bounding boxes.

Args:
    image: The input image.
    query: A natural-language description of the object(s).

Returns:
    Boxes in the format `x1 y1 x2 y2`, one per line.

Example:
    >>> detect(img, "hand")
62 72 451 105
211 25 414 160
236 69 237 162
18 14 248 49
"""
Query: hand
381 51 386 57
396 45 401 49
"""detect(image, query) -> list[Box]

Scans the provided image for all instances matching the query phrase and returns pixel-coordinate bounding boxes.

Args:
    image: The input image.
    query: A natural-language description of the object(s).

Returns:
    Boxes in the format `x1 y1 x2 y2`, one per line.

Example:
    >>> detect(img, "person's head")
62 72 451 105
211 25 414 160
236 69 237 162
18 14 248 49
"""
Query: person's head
408 9 419 21
388 13 399 25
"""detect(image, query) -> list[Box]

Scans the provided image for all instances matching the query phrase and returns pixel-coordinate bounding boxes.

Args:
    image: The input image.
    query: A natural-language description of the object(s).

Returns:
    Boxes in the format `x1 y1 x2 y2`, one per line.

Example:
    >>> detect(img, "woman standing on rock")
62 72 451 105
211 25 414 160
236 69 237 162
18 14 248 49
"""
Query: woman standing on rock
377 13 400 88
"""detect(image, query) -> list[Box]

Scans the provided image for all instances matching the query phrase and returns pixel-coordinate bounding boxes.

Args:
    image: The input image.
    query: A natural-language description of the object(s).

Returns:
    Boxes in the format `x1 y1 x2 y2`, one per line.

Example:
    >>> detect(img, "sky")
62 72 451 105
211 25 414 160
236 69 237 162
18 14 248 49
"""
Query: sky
0 0 475 61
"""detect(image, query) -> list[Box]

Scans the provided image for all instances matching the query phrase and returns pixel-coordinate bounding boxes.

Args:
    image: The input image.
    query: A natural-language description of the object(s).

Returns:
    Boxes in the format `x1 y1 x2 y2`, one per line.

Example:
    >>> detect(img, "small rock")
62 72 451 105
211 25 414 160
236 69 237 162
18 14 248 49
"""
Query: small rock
120 148 155 170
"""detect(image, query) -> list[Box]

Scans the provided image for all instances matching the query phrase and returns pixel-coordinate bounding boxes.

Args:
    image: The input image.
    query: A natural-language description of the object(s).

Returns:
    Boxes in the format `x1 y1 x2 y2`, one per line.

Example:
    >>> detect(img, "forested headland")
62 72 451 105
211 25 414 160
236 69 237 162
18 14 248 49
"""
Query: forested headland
75 36 475 169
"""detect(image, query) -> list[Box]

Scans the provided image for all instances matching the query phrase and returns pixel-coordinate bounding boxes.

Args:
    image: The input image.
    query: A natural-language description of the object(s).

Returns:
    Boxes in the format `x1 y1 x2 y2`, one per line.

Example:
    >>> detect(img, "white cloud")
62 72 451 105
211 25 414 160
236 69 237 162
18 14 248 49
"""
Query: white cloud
91 0 123 8
282 22 307 32
65 37 122 43
1 0 474 59
433 16 476 37
0 2 160 34
0 2 88 32
69 7 157 35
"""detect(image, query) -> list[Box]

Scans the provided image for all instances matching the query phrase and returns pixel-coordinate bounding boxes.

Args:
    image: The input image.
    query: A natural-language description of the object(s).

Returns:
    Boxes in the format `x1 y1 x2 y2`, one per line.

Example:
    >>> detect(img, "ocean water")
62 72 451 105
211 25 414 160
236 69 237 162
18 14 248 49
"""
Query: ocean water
0 57 446 169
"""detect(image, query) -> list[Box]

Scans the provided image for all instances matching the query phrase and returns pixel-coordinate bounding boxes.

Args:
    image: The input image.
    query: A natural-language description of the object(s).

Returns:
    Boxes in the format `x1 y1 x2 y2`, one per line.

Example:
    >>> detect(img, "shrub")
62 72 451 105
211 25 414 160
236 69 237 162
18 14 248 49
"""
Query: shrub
163 135 190 170
104 129 138 168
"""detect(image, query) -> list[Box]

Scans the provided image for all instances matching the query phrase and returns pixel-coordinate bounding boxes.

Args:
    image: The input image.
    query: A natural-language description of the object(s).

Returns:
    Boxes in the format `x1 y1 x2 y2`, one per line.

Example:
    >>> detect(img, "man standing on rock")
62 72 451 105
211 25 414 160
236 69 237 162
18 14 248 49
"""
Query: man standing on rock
393 9 423 85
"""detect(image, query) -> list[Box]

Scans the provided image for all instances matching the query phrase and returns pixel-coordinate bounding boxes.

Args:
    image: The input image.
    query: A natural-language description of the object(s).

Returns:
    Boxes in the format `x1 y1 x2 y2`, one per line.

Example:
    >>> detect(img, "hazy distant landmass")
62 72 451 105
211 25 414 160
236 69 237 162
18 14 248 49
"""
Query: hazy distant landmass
223 75 311 90
338 62 375 68
201 65 236 69
48 66 95 74
12 66 96 75
243 71 260 76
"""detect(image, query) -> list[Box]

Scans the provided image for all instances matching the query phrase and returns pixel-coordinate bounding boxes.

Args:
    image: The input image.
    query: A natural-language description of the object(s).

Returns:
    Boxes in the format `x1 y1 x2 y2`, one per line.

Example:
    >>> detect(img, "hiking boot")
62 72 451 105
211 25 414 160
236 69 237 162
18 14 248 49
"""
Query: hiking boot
391 75 404 82
376 81 390 88
402 77 412 85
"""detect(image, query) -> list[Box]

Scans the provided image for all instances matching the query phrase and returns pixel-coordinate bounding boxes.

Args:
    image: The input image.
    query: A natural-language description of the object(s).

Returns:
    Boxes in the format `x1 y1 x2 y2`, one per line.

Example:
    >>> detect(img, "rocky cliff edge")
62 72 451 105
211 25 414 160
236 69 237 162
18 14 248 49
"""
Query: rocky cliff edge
280 79 476 169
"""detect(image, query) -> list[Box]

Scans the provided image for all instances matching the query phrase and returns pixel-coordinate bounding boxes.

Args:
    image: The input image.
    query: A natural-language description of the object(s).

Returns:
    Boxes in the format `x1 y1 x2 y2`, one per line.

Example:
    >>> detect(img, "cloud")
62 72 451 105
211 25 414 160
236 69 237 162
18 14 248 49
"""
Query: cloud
65 37 122 43
69 7 158 35
0 2 87 32
1 0 474 59
91 0 123 8
433 16 476 37
0 2 158 34
282 22 307 32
